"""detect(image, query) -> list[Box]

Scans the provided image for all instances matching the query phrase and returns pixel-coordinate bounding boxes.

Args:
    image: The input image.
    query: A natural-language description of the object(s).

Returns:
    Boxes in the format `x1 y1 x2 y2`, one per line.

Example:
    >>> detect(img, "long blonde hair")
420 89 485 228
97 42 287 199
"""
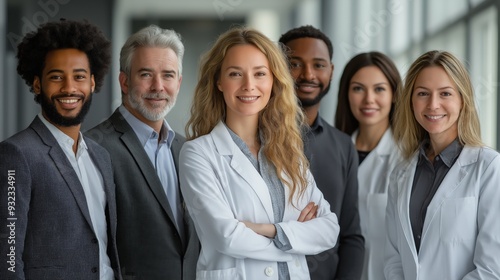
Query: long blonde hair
393 50 483 159
185 27 309 202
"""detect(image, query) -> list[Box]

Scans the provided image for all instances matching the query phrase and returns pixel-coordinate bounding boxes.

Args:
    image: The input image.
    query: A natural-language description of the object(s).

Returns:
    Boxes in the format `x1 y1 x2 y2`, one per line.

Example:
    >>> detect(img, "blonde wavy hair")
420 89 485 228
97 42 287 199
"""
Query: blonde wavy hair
185 27 309 203
394 50 483 160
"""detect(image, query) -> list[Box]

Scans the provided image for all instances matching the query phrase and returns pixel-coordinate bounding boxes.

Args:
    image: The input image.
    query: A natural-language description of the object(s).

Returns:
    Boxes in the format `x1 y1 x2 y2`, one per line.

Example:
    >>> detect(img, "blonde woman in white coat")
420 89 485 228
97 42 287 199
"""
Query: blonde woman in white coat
180 27 339 280
385 50 500 279
335 52 402 280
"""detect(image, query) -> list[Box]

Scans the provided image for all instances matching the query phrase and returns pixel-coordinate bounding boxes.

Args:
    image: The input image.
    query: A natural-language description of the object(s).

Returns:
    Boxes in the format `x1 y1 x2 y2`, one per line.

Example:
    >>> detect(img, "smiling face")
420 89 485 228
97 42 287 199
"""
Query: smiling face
348 66 393 131
120 46 182 126
285 37 333 108
412 66 462 144
33 48 95 127
217 44 273 121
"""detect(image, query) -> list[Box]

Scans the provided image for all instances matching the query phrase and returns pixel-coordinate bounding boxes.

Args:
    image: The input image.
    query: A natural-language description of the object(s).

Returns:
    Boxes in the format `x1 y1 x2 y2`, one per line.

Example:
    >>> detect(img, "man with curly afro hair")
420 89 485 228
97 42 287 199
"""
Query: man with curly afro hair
279 25 365 280
0 19 122 280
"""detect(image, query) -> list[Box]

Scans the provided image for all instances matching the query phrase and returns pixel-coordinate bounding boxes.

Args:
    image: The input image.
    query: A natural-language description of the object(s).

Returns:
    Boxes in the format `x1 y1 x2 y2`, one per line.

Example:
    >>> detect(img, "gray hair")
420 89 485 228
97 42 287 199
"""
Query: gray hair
120 25 184 75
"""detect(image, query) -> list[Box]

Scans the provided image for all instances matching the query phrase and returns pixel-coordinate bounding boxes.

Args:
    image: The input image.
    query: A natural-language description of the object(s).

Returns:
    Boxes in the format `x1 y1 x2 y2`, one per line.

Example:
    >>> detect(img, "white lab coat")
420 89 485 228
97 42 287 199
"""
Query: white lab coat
352 128 402 280
384 145 500 280
179 121 339 280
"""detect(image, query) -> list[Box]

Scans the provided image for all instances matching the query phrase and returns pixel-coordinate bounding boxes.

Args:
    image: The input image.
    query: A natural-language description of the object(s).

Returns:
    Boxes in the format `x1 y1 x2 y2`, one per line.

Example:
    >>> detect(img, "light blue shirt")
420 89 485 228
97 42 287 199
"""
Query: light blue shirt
38 113 114 280
118 106 184 236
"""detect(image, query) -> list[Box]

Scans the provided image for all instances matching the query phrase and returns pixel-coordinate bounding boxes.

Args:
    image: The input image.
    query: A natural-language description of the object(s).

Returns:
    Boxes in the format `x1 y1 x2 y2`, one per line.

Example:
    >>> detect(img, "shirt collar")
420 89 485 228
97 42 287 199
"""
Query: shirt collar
119 105 174 148
418 137 463 167
309 114 324 133
38 113 87 157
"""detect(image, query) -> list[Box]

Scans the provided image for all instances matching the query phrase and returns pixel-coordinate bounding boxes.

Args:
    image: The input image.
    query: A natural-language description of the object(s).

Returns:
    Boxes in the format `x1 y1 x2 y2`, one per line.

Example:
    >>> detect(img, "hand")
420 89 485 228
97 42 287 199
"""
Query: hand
297 202 318 222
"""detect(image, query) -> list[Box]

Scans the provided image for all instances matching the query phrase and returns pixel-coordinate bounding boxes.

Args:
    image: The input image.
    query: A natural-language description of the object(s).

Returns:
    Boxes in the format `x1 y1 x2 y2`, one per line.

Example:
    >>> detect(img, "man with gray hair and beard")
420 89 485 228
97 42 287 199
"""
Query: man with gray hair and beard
86 25 199 280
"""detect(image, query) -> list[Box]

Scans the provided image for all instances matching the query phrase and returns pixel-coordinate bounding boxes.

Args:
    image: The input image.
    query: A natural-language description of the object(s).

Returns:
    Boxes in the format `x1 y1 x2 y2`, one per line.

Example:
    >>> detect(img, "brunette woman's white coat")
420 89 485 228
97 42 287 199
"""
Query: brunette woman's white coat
179 121 339 280
384 146 500 280
352 128 402 280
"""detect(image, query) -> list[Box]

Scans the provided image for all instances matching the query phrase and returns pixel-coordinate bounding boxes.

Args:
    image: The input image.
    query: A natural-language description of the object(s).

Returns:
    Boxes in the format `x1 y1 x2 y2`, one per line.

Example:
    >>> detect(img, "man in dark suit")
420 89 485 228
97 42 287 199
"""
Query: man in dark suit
279 26 365 280
86 25 199 280
0 19 121 279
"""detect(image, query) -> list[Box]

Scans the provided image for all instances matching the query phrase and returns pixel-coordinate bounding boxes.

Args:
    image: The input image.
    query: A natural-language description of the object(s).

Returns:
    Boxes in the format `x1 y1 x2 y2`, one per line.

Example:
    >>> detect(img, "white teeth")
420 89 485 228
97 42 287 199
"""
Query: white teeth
426 115 444 120
239 96 258 101
59 99 78 104
361 109 377 113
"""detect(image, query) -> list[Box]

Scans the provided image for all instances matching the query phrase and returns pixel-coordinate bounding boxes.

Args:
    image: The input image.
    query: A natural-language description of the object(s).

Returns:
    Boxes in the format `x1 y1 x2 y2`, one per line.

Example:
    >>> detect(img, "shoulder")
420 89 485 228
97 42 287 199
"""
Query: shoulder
321 120 353 145
460 145 499 167
85 117 118 143
182 134 213 152
84 135 108 152
84 136 112 161
477 146 499 159
173 132 186 145
1 128 47 171
1 127 40 150
390 152 416 178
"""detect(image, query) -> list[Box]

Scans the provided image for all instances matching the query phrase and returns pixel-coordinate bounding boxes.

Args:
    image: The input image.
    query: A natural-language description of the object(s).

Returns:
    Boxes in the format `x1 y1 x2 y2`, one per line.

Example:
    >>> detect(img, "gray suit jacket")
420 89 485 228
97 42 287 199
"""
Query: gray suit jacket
304 116 364 280
86 109 199 280
0 116 121 280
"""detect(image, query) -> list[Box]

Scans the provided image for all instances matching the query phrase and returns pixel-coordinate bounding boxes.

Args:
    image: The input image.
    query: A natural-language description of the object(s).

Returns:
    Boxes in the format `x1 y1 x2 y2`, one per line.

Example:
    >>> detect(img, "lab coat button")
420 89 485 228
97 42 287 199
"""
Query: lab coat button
264 267 274 276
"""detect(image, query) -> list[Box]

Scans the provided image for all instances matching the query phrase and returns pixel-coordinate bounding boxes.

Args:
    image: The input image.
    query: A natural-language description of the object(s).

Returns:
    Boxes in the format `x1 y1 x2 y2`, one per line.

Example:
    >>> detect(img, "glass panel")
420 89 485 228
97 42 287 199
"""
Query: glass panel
471 0 486 8
426 0 468 33
389 0 411 54
426 23 466 61
470 7 498 148
411 0 424 43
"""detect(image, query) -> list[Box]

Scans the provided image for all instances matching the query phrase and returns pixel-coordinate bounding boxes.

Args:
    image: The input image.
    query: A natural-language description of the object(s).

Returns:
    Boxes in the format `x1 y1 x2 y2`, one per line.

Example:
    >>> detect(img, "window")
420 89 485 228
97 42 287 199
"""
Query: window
470 6 498 148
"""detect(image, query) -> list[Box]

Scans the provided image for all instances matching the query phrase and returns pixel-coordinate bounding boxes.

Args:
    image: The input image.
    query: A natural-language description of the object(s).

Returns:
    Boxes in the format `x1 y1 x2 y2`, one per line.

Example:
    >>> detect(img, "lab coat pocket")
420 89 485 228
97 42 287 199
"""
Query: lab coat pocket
196 267 240 280
440 197 478 243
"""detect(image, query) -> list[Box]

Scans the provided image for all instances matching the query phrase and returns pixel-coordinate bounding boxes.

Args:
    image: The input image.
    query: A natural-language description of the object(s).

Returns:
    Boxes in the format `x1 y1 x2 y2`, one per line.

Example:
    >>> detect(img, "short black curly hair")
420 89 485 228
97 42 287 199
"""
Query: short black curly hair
16 19 111 95
278 25 334 60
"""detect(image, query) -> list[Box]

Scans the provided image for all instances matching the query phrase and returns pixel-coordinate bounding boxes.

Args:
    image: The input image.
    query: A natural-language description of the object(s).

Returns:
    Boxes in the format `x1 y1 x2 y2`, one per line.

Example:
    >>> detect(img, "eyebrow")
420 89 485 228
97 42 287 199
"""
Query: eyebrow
289 56 329 62
46 68 88 75
138 68 177 75
350 81 388 86
224 65 269 71
414 86 455 91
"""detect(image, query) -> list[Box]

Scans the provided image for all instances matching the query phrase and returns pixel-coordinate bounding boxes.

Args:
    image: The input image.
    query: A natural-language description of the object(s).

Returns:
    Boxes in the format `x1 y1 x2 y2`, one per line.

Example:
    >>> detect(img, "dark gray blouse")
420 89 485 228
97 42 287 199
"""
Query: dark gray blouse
410 138 463 252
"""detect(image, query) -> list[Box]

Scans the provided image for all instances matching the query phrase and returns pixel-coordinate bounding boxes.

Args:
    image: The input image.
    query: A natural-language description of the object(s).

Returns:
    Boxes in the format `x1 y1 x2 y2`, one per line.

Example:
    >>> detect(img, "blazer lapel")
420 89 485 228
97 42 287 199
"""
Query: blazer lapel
110 110 177 226
211 122 275 222
31 116 94 231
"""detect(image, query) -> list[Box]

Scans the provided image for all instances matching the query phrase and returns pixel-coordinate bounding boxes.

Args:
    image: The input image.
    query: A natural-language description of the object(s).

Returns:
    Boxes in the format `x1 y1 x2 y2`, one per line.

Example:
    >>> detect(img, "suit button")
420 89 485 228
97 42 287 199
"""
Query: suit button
91 267 98 273
91 238 98 244
264 267 274 277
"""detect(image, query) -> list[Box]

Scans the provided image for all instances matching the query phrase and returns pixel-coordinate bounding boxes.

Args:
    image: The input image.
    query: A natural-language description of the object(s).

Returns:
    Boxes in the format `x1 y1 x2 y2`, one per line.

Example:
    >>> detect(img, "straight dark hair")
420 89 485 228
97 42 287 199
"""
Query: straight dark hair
335 51 401 135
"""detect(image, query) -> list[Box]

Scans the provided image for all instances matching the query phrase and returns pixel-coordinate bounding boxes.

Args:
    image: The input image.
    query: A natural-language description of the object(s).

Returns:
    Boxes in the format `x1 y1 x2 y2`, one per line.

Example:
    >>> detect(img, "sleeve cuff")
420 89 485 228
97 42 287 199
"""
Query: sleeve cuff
273 223 292 251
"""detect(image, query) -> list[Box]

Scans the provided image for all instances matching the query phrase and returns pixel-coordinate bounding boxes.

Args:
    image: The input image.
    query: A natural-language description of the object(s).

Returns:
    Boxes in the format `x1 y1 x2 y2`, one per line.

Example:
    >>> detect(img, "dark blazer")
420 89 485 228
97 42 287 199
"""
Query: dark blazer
86 109 200 280
304 116 365 280
0 116 121 280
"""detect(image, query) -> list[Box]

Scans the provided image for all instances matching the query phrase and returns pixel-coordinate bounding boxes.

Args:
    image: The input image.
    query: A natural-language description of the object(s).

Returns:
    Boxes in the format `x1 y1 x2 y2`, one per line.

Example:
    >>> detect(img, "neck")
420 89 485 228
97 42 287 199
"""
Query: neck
56 124 81 155
356 121 390 151
123 102 163 133
303 104 320 127
427 132 457 162
41 112 81 154
225 116 260 157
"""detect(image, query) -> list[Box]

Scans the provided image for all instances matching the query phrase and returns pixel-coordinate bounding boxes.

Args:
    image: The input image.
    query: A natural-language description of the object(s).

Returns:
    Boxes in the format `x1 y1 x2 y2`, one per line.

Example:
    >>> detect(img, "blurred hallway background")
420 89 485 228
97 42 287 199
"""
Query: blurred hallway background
1 0 498 149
